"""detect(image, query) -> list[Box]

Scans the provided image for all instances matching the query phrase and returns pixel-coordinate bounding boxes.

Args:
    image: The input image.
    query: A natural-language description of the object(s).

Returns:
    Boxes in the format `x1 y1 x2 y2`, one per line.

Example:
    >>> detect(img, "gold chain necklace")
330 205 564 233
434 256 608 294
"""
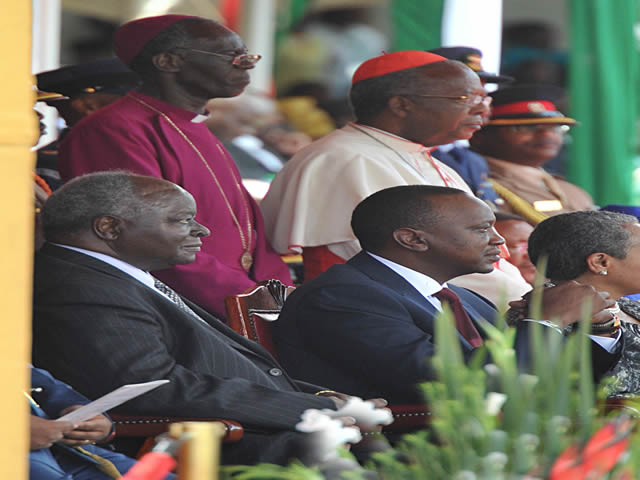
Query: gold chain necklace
128 94 254 271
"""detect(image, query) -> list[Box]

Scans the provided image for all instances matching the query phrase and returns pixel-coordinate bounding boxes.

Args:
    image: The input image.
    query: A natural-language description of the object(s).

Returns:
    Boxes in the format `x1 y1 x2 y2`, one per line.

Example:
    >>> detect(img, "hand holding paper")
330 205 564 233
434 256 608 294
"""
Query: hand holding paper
57 379 169 423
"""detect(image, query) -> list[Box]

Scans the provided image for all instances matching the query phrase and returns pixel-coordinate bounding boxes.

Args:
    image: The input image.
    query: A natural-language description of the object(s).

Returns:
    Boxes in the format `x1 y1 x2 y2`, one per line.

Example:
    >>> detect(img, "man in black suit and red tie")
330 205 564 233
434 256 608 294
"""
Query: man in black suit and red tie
274 185 622 404
31 171 385 466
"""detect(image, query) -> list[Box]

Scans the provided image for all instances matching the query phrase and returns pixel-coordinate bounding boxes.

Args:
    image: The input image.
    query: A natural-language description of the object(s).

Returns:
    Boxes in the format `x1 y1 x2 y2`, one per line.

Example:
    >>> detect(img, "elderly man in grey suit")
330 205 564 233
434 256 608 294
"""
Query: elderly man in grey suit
31 171 384 466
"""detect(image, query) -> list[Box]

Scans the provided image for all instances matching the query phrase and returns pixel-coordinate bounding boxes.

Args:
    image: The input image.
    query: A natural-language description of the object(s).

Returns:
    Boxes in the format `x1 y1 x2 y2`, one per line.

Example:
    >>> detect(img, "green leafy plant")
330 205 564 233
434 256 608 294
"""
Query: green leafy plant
221 296 639 479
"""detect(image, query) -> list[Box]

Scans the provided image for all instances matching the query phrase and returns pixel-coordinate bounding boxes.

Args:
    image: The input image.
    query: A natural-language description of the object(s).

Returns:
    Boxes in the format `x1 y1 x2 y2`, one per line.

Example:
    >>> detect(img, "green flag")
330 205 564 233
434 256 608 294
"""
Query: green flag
391 0 444 51
569 0 639 205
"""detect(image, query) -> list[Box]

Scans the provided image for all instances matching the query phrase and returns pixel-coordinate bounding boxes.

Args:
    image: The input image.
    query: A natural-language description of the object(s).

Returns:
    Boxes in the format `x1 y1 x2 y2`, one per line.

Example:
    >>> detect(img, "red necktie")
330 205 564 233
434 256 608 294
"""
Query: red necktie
434 288 483 347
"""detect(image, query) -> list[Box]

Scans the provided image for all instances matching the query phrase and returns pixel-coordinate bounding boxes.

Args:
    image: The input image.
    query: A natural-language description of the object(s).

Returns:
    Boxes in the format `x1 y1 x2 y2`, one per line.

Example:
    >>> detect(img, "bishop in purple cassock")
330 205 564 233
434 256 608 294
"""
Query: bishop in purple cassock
58 14 291 319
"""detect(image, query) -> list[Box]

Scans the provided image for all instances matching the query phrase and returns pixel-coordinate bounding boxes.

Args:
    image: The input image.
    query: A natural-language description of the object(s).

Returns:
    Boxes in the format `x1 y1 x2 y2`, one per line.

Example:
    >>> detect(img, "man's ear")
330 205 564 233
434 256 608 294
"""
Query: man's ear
387 96 413 118
151 52 183 73
585 252 611 274
93 216 123 241
392 227 429 252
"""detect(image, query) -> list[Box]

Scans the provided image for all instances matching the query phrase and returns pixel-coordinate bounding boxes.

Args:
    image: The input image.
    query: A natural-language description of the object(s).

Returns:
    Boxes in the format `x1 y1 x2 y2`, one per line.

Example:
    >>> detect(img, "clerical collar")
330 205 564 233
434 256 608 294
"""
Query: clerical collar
191 113 210 123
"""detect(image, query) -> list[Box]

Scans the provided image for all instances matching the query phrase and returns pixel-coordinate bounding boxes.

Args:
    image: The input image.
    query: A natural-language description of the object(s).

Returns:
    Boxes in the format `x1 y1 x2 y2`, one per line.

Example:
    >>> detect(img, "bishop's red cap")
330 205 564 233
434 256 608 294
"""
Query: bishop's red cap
114 14 196 66
352 50 447 84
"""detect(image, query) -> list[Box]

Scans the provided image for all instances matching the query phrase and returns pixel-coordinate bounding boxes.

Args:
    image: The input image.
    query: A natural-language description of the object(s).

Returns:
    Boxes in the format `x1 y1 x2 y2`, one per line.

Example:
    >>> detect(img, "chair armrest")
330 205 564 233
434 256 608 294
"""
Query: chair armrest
110 414 244 443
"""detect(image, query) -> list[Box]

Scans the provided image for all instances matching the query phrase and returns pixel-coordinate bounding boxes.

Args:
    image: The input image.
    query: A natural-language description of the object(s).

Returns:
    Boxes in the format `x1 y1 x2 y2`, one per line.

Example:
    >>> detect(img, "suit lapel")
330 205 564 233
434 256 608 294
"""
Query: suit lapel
349 252 493 349
348 252 437 308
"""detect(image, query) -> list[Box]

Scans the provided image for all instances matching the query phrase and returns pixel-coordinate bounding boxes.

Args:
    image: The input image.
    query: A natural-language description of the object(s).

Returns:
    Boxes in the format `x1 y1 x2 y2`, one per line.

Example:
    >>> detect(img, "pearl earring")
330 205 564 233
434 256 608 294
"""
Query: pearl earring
599 270 608 276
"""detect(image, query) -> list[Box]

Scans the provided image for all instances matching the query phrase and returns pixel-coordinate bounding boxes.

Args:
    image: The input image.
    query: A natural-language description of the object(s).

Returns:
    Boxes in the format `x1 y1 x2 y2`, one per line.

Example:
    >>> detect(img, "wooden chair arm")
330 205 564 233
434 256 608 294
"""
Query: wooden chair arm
110 414 244 443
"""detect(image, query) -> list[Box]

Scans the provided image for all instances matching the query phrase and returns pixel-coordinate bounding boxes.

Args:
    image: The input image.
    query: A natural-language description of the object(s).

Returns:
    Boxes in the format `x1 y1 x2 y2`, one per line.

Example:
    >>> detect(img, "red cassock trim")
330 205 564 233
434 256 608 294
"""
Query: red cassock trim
302 246 346 282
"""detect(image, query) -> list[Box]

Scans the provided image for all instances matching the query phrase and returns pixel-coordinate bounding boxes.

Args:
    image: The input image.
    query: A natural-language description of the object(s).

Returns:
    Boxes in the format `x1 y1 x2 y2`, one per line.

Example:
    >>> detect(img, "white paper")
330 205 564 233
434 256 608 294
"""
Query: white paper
56 380 170 423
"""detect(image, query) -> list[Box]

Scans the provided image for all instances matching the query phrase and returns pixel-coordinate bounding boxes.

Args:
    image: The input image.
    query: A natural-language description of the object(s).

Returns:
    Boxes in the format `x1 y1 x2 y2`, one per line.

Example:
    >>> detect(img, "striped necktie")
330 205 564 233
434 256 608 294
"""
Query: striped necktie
153 278 205 323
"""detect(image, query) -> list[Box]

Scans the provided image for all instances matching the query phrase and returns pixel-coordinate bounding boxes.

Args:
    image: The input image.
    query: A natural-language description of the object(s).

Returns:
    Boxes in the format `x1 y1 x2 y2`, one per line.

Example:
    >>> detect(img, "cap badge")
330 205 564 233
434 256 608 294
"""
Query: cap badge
527 102 546 113
466 54 483 72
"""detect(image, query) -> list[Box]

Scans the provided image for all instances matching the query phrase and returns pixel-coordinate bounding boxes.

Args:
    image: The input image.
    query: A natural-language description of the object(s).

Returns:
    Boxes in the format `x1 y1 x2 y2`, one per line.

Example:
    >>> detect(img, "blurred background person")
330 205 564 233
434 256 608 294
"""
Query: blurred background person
469 84 593 224
35 58 140 190
494 211 537 285
206 93 311 201
276 0 388 127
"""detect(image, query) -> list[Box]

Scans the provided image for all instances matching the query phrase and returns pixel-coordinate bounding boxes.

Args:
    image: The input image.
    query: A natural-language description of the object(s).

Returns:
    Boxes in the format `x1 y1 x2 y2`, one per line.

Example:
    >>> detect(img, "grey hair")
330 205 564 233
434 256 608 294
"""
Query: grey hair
349 60 463 122
42 171 149 240
528 210 637 280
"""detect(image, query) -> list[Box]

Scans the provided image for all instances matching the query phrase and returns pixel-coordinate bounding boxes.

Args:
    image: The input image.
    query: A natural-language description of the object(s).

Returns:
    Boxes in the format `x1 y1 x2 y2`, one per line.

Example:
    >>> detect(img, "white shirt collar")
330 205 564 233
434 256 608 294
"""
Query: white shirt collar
52 244 157 290
191 113 211 123
367 252 447 307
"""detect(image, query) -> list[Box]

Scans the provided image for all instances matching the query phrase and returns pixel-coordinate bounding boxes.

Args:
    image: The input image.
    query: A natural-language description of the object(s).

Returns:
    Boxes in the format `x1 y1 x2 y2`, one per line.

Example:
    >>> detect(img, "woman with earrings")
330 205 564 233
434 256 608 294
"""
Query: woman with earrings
528 210 640 394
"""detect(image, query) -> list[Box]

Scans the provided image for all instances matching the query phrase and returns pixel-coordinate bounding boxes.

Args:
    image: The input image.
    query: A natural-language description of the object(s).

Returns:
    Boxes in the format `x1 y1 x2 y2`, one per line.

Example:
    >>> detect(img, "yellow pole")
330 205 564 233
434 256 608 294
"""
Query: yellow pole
170 422 226 480
0 3 36 479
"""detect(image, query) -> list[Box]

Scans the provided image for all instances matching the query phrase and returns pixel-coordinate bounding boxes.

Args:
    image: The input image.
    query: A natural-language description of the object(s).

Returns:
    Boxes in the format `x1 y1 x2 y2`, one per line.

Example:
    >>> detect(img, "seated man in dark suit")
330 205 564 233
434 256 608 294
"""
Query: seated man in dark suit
32 171 384 466
274 185 621 403
29 366 175 480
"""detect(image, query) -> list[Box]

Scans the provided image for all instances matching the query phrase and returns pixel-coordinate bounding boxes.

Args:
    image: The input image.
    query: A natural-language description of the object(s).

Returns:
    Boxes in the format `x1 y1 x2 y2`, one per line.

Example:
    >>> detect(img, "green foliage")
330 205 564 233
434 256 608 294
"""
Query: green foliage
367 306 633 479
221 296 638 479
221 461 324 480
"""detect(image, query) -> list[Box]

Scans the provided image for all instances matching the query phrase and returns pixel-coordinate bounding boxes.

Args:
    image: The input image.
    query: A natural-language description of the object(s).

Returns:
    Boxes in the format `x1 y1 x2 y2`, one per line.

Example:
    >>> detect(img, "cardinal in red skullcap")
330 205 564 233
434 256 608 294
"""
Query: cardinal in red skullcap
261 49 533 305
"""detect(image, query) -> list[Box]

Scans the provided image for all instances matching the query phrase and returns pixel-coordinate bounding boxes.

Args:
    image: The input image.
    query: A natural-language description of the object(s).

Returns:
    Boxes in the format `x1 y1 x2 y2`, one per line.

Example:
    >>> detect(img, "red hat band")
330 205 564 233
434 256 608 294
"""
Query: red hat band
491 100 557 117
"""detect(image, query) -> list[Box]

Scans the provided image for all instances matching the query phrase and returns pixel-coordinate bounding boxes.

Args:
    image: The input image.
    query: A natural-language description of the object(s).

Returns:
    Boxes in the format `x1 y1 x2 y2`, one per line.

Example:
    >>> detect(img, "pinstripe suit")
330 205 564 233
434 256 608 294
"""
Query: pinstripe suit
32 244 334 435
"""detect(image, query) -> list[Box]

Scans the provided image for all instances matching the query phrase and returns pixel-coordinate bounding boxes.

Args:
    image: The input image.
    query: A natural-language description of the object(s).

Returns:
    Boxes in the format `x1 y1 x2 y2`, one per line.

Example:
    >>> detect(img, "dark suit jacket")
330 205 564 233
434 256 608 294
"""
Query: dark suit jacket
32 244 334 432
274 252 620 403
31 366 90 418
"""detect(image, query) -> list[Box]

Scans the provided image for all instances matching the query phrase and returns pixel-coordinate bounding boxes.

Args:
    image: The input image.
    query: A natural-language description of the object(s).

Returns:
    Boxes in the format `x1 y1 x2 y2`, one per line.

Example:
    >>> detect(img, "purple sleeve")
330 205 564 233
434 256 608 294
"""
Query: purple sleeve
58 116 170 182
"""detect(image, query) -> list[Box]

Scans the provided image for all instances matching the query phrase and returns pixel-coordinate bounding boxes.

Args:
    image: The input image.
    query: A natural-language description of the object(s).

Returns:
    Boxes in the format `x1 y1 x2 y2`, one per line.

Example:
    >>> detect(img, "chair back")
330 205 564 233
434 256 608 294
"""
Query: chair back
225 280 432 433
225 279 295 357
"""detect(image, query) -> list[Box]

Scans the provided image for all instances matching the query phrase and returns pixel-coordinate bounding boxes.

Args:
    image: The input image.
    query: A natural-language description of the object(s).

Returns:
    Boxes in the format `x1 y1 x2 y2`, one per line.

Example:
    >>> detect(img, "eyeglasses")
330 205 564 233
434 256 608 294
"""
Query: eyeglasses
180 48 262 68
409 93 492 107
506 124 571 134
